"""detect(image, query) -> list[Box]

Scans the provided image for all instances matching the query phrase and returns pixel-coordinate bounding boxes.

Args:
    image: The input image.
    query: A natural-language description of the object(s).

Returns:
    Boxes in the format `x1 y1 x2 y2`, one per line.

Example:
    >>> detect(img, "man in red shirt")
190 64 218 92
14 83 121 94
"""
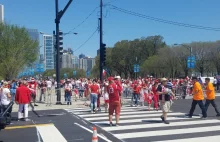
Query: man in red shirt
28 78 38 106
89 79 100 113
15 81 31 121
107 77 121 126
133 82 141 106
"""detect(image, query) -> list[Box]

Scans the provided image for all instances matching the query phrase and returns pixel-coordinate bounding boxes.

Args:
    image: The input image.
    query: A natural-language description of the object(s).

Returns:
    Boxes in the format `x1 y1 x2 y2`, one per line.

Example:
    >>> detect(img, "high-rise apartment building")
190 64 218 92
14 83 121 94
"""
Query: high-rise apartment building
72 56 79 69
79 53 86 59
79 57 96 72
61 52 73 69
27 29 40 63
43 35 54 70
0 4 4 23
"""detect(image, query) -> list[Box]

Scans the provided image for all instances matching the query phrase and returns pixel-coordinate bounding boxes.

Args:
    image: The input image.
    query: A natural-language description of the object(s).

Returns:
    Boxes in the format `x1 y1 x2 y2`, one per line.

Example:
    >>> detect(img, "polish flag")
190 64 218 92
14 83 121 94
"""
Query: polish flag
103 69 107 76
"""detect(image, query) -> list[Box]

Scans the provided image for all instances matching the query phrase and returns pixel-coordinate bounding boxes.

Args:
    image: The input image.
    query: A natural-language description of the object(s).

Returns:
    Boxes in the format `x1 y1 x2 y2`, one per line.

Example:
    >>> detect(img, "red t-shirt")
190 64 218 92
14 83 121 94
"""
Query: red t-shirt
133 84 141 94
107 83 120 103
89 84 99 94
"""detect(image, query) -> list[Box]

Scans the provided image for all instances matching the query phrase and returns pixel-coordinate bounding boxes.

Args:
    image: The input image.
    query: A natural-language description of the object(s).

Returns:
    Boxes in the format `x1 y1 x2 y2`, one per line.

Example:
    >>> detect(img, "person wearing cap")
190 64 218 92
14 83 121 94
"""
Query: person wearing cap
157 78 175 124
204 78 220 117
15 81 31 121
186 77 207 119
107 77 121 126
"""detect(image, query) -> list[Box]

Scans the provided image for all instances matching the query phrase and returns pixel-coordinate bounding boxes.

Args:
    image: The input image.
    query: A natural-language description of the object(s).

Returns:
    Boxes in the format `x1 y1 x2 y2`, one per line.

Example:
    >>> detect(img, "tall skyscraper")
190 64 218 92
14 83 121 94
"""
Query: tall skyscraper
27 29 40 63
43 35 54 70
79 57 96 72
61 51 73 69
79 53 86 59
0 4 4 23
27 29 39 41
72 56 79 69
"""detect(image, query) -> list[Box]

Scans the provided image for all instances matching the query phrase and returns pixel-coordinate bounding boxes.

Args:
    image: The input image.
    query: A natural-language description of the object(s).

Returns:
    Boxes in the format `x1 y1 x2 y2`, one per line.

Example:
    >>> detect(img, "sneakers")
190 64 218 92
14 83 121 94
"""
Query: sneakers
115 123 119 127
201 117 207 119
164 120 170 124
185 114 192 118
109 122 113 127
160 116 164 121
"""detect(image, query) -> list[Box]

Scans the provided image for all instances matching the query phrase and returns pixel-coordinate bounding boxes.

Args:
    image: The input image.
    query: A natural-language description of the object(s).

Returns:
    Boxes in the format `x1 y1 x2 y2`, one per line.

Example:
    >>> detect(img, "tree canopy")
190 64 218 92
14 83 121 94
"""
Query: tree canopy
91 35 220 78
0 23 39 80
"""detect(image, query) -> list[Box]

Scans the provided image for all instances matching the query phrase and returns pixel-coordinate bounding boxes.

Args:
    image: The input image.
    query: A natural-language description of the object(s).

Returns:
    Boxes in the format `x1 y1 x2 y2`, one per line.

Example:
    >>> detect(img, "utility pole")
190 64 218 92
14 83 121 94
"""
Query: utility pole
99 0 103 83
55 0 72 104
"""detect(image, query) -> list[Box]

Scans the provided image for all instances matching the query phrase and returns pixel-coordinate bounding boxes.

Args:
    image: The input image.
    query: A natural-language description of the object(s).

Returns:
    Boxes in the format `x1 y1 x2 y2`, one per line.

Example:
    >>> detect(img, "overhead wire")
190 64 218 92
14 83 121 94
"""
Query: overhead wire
73 28 99 52
65 6 99 35
109 5 220 31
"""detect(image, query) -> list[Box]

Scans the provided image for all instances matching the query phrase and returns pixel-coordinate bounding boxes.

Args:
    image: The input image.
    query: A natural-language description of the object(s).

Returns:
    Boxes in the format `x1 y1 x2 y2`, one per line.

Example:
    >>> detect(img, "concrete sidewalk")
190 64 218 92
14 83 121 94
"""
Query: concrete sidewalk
12 100 90 112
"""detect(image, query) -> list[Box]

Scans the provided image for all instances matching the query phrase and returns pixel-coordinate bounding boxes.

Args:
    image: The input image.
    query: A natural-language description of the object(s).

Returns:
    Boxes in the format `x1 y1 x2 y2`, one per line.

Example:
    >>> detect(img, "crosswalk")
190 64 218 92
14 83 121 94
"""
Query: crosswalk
67 106 220 142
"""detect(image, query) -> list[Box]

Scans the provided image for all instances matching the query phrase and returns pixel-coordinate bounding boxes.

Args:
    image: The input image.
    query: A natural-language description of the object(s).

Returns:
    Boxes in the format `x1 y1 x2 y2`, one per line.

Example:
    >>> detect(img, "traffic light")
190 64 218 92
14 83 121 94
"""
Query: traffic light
59 31 63 55
102 43 106 66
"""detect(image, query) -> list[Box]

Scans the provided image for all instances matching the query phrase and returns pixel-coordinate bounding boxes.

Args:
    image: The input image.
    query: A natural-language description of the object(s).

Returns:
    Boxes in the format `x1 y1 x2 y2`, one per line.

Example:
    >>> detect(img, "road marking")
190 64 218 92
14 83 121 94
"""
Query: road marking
85 112 182 120
154 135 220 142
78 110 167 117
74 123 112 142
5 123 53 130
92 115 200 124
37 124 67 142
114 125 220 139
103 119 220 131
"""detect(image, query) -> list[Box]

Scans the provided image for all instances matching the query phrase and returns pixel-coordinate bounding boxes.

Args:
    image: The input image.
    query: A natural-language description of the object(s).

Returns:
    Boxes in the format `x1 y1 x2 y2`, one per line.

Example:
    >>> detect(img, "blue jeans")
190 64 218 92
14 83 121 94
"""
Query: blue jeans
90 94 98 111
11 93 16 102
65 92 71 103
133 94 139 105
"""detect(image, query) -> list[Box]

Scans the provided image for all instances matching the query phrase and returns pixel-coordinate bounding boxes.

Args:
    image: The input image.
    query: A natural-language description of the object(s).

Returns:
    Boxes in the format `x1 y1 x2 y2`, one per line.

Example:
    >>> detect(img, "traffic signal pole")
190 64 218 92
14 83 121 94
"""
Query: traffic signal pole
99 0 103 83
55 0 72 104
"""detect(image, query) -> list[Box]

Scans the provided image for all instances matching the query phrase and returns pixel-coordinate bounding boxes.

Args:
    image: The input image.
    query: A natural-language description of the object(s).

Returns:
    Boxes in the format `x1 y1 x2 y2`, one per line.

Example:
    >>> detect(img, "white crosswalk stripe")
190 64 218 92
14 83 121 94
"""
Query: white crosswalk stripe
68 107 220 142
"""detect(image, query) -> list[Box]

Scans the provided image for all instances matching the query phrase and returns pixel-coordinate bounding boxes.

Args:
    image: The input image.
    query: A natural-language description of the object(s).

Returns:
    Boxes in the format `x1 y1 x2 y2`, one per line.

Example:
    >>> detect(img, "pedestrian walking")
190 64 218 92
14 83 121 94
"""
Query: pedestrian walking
204 78 220 117
157 78 175 124
107 77 121 126
15 81 31 121
89 79 100 113
186 77 207 119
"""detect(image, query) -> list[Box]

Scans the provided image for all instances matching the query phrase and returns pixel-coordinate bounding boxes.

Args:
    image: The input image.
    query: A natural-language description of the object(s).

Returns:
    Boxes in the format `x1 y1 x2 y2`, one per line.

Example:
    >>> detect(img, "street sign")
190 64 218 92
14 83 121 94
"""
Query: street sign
134 64 140 73
187 56 195 69
73 71 77 76
86 71 90 77
64 73 67 78
35 63 45 73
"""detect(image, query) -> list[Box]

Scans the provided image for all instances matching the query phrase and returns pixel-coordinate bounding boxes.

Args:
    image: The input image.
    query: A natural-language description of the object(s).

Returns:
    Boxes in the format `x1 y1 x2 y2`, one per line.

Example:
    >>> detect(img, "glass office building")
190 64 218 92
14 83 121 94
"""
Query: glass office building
43 35 54 70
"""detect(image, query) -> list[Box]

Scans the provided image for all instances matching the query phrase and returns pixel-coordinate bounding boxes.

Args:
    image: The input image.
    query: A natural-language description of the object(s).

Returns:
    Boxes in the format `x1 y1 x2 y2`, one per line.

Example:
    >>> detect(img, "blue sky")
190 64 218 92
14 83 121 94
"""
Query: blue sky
1 0 220 57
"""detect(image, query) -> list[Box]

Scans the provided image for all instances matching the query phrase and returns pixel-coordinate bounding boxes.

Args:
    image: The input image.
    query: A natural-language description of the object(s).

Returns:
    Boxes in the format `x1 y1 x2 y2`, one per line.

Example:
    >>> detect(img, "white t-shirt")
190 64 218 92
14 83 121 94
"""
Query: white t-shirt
1 88 10 105
46 80 52 88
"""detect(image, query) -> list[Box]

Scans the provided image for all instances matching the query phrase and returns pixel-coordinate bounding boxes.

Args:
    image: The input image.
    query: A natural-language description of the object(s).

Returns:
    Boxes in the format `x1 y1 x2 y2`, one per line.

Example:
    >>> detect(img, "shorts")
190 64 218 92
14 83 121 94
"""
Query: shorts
105 100 109 103
160 101 171 113
109 101 121 115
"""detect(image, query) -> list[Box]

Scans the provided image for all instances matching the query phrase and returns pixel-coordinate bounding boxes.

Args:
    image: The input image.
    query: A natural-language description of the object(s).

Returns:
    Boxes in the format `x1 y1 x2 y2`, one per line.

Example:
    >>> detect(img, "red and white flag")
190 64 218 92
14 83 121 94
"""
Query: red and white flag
102 69 107 76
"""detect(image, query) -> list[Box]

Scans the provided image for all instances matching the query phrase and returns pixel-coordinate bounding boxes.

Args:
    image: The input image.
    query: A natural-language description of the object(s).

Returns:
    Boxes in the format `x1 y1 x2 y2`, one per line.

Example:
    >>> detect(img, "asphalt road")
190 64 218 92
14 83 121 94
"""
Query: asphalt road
1 97 220 142
69 96 220 142
0 109 110 142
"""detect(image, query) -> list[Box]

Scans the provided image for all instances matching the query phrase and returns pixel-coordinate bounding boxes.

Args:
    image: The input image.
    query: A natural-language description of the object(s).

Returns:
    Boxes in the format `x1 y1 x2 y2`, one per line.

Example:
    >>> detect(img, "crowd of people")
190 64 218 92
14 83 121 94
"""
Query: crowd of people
0 75 220 126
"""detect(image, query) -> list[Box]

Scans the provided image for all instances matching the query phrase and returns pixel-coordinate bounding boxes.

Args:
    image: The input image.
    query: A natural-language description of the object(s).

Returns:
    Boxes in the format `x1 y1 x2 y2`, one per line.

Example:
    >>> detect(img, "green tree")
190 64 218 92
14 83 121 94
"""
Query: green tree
0 23 39 80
